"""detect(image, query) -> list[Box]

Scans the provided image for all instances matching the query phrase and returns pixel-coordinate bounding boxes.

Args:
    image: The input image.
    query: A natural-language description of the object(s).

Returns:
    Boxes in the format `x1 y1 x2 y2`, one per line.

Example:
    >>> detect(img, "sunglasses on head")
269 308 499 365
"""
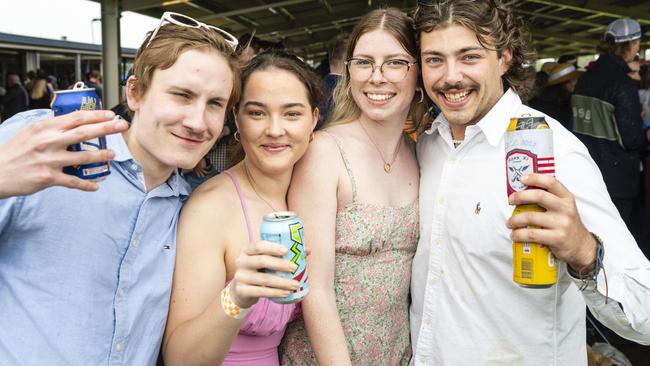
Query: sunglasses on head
146 11 239 50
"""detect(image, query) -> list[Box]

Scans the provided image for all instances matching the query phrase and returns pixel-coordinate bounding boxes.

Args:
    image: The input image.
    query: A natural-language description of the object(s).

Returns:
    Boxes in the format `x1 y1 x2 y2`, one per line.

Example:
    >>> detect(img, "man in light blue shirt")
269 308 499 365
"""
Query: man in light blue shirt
0 16 240 365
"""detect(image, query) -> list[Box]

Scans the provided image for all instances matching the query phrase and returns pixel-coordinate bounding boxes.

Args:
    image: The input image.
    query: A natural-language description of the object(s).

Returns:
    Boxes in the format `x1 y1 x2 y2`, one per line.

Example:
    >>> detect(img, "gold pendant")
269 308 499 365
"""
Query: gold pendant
384 163 392 173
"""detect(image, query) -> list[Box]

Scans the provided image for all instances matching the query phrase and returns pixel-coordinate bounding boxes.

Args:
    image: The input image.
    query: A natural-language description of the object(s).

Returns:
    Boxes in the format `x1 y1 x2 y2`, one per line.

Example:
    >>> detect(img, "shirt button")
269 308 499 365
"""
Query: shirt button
433 239 441 245
419 356 427 364
448 156 456 163
130 163 138 171
118 288 126 298
424 317 432 326
437 197 445 205
130 239 137 247
429 277 438 286
115 342 122 352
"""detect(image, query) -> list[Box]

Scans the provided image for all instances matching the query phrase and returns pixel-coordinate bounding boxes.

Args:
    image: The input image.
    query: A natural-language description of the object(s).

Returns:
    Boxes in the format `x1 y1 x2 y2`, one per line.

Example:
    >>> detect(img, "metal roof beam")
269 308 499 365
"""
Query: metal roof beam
516 9 605 30
121 0 163 12
529 30 598 47
318 0 332 14
198 0 312 22
257 2 367 35
526 0 650 25
275 18 360 38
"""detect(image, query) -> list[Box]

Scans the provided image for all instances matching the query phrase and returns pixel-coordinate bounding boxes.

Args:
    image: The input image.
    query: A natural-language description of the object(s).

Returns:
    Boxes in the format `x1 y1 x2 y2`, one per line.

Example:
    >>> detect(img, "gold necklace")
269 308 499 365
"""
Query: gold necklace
242 161 279 212
358 121 403 173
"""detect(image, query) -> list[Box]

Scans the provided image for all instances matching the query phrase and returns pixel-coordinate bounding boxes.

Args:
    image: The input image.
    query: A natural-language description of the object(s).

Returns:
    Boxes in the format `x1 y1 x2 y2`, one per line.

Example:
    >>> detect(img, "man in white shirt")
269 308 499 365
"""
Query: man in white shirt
410 1 650 365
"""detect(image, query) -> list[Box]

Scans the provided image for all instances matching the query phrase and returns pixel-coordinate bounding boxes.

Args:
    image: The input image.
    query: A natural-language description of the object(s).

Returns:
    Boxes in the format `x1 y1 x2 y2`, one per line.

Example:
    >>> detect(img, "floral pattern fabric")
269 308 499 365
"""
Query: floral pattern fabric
280 134 418 365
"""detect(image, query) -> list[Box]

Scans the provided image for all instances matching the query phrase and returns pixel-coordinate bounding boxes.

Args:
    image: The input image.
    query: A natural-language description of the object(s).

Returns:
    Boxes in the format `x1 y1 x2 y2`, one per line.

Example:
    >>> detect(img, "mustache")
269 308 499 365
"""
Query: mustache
179 127 211 141
432 82 477 93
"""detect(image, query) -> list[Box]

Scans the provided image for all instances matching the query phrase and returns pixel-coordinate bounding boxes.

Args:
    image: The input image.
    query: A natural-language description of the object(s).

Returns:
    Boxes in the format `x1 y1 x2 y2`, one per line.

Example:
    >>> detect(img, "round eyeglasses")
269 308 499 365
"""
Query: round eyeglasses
345 58 417 83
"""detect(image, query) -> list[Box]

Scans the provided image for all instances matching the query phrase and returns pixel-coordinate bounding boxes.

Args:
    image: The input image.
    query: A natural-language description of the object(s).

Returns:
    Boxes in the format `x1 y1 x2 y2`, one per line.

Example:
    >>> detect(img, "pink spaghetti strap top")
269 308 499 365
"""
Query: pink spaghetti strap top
221 170 297 366
223 170 254 242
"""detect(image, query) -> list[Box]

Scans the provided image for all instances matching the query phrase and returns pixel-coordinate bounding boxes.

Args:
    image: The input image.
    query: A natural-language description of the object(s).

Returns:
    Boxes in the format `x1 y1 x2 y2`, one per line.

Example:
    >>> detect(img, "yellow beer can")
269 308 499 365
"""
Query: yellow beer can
506 116 557 288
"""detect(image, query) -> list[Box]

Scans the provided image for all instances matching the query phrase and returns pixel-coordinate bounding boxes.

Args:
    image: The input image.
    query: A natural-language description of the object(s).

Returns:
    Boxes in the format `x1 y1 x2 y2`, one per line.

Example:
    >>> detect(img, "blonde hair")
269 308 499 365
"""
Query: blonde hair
328 8 427 129
30 79 48 100
125 23 241 117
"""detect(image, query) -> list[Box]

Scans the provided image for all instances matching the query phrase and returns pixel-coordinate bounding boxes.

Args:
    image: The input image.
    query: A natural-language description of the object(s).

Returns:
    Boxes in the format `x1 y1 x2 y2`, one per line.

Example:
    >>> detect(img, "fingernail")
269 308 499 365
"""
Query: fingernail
521 175 529 182
508 194 514 204
292 281 300 289
290 263 298 272
104 111 116 118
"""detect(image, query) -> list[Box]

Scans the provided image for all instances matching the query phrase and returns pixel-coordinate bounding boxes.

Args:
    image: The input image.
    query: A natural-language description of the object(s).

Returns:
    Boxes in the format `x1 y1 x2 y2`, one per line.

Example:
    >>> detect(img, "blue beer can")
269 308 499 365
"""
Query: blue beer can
51 81 110 180
260 211 309 304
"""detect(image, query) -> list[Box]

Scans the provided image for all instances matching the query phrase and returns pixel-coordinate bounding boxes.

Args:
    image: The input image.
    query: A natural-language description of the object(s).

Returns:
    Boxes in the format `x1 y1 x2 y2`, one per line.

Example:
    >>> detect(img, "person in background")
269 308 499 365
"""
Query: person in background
572 17 647 250
163 50 321 366
1 72 29 121
281 8 423 365
529 62 582 129
86 70 103 101
558 53 578 68
628 56 641 82
28 69 51 109
638 61 650 130
411 1 650 365
318 32 349 127
23 70 35 93
529 61 556 100
0 13 240 365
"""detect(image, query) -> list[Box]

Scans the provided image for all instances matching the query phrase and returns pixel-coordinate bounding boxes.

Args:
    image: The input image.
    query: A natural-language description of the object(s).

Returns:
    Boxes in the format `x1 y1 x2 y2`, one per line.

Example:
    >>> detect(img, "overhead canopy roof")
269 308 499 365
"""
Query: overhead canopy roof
106 0 650 61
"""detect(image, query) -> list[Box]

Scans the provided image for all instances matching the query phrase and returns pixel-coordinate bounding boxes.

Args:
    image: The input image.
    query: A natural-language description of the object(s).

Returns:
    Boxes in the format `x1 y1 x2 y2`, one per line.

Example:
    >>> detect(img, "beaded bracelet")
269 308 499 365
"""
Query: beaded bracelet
220 282 250 320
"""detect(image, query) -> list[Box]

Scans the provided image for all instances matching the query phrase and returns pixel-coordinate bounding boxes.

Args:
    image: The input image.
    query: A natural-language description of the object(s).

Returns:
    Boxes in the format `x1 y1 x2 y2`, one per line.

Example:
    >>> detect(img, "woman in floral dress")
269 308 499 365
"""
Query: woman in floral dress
280 8 424 365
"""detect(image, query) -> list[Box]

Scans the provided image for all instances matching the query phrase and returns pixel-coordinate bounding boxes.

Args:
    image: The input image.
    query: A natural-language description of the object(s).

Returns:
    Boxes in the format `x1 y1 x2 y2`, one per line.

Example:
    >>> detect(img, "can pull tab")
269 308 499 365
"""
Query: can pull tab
72 81 87 90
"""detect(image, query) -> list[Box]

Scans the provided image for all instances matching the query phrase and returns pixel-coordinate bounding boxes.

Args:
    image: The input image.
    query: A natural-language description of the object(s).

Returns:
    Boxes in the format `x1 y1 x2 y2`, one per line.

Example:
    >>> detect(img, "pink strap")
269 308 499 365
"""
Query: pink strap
223 170 254 242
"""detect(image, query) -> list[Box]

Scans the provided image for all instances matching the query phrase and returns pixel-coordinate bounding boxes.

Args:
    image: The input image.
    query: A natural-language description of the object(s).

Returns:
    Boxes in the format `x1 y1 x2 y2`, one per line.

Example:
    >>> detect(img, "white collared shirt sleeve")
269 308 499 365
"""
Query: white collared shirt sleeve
550 120 650 344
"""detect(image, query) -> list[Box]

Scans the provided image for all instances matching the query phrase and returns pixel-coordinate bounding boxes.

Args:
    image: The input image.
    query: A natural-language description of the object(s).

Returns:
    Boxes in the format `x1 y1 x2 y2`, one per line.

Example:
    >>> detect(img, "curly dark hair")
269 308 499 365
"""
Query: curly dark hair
414 0 536 101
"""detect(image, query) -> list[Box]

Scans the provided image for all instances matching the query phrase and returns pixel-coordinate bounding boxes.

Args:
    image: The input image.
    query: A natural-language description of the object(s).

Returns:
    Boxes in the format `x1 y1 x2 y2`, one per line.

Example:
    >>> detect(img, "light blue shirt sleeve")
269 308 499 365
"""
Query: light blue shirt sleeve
0 110 54 237
0 109 54 144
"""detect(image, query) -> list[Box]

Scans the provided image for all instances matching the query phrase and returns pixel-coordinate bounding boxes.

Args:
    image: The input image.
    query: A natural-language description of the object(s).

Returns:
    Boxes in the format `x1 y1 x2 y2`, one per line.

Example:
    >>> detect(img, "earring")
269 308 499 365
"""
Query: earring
309 132 314 142
233 131 240 142
417 88 425 104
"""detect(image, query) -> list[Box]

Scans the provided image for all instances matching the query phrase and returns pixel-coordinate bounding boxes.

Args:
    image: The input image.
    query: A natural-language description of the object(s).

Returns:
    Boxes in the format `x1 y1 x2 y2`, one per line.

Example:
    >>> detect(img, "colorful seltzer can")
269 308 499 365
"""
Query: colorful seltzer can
51 81 110 181
260 211 309 304
505 116 557 288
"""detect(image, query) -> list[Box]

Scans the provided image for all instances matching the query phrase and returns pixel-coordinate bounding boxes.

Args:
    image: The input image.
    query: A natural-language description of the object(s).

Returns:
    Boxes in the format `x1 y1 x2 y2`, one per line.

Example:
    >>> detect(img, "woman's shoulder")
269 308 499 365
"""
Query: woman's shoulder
182 172 240 219
302 128 347 162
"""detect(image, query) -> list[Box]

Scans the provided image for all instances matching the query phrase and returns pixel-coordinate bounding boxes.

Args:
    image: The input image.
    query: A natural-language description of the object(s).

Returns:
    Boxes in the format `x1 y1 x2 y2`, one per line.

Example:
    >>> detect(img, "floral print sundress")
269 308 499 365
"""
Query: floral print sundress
280 133 418 366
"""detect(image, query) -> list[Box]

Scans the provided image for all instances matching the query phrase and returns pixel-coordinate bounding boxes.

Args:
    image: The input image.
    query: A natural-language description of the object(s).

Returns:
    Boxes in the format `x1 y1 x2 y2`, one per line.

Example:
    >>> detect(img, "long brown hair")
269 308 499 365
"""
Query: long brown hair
328 7 427 128
414 0 536 101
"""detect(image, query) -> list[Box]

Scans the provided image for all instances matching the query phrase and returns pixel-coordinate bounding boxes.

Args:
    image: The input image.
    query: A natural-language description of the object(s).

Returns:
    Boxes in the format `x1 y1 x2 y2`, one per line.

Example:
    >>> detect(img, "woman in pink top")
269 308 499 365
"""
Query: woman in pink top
162 51 322 365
